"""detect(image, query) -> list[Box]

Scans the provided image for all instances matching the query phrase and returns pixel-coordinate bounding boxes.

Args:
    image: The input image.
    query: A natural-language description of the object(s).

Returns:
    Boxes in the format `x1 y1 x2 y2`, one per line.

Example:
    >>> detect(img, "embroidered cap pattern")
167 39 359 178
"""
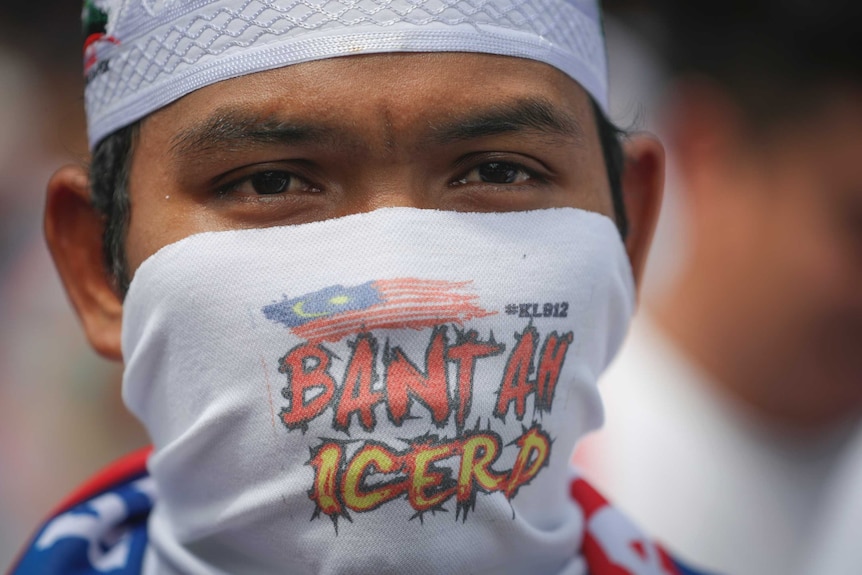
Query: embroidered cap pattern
83 0 608 148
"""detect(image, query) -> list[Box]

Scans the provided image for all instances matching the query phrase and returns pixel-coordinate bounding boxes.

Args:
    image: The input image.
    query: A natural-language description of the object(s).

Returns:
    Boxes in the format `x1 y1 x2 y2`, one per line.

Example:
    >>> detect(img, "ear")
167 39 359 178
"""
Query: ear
45 165 124 361
621 135 665 289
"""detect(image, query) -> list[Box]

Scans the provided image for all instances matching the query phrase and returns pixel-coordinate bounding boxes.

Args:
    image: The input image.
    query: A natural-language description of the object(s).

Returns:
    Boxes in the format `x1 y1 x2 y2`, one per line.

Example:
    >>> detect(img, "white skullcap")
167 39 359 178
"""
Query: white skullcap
82 0 608 149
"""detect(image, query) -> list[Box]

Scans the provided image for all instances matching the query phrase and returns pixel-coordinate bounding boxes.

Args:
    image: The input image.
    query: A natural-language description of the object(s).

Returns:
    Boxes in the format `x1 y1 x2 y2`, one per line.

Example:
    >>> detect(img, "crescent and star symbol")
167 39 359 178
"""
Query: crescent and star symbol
292 295 352 318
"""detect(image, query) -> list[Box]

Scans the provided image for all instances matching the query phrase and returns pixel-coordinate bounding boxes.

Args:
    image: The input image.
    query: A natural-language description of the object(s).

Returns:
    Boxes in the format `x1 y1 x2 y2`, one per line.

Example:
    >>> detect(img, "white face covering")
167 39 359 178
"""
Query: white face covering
122 207 635 575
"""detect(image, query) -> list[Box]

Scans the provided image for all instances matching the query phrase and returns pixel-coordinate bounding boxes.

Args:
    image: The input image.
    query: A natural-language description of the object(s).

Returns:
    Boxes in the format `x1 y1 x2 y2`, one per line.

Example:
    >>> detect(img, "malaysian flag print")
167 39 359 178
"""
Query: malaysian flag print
262 278 495 342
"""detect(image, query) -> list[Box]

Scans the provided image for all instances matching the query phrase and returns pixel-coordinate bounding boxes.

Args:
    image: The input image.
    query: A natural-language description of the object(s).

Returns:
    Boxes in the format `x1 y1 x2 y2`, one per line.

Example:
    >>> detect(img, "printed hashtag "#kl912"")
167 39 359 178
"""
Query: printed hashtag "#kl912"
505 303 569 318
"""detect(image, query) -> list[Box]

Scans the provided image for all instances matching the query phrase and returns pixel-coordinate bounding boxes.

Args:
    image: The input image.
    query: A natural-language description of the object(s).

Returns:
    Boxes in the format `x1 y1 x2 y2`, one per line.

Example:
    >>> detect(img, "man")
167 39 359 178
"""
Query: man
10 1 707 573
577 2 862 574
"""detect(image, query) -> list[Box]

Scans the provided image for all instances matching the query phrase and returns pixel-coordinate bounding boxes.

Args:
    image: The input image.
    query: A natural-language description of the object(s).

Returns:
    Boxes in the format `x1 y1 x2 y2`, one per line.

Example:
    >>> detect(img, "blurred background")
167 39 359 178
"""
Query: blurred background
578 2 862 575
1 1 860 574
0 0 149 567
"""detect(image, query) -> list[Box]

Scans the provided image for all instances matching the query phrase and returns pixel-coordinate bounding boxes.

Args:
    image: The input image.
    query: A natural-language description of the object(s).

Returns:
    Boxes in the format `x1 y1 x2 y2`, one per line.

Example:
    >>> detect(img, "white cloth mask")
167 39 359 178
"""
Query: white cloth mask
122 207 635 575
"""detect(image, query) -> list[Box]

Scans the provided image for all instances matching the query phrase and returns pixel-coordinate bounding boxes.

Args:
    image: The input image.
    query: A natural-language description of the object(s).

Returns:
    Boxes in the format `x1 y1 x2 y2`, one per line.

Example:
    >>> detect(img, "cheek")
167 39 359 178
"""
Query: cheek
762 146 862 319
755 193 862 363
785 207 857 310
124 180 205 279
126 123 198 277
554 157 614 218
125 205 168 278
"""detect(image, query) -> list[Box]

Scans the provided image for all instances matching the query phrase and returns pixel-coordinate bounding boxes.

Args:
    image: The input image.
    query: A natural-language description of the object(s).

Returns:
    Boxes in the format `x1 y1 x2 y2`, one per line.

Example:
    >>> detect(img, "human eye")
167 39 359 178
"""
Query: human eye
451 158 549 188
218 169 321 197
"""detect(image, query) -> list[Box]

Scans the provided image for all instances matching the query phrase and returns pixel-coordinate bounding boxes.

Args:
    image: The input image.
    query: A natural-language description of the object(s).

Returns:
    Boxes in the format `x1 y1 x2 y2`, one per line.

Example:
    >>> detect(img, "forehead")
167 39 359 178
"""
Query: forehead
762 88 862 185
140 52 596 147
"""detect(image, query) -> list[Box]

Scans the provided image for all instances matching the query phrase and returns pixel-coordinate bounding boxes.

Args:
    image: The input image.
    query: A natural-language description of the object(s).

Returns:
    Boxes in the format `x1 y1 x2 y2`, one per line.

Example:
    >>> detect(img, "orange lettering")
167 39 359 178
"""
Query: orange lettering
334 334 384 432
505 426 551 499
386 326 451 426
456 432 507 520
308 442 344 519
495 326 538 421
535 331 573 412
458 433 506 497
279 343 336 431
447 331 505 430
342 443 406 512
406 441 458 514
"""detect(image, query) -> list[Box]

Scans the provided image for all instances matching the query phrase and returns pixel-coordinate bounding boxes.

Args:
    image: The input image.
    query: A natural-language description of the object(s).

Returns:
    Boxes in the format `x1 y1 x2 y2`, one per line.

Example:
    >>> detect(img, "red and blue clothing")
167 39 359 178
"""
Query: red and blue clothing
10 449 711 575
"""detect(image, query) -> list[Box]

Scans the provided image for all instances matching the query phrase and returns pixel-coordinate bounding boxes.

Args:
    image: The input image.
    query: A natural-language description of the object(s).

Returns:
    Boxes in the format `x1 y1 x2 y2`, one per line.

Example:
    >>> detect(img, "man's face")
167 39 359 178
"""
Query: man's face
754 93 862 416
124 52 614 276
46 51 663 361
676 88 862 423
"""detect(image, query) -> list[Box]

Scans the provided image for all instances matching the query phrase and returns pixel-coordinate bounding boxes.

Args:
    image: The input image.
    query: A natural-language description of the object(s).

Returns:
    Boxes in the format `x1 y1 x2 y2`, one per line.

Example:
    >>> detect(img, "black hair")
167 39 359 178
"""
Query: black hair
89 100 628 294
653 0 862 125
89 122 136 294
593 99 628 240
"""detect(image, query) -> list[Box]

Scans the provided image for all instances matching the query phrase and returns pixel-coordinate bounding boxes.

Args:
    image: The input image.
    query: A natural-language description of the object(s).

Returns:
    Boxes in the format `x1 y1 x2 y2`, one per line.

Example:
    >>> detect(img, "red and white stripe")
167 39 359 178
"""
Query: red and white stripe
293 278 495 343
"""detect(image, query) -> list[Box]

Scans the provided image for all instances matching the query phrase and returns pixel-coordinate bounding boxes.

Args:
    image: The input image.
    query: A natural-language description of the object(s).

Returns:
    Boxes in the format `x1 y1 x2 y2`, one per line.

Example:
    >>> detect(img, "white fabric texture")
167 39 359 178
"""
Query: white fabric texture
83 0 607 148
122 207 634 575
802 426 862 575
576 315 861 575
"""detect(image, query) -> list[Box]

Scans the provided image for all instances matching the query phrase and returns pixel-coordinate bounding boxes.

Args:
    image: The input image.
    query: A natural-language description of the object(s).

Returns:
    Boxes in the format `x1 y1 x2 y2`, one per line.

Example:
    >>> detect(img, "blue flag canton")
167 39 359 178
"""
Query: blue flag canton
263 282 383 328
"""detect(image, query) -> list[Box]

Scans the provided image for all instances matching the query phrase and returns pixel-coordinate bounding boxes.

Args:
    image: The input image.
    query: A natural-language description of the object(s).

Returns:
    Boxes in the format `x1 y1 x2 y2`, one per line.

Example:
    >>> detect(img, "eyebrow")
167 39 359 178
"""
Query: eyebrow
169 110 345 160
169 97 585 160
428 98 586 146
